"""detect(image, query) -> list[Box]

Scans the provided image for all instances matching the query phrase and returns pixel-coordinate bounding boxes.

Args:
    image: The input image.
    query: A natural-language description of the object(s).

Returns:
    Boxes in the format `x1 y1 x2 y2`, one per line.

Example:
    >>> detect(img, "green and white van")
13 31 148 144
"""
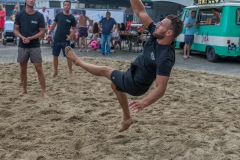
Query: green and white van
175 0 240 62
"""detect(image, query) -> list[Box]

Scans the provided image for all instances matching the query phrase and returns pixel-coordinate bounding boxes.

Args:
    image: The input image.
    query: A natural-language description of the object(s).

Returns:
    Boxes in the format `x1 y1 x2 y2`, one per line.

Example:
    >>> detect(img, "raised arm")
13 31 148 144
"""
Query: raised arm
130 0 153 28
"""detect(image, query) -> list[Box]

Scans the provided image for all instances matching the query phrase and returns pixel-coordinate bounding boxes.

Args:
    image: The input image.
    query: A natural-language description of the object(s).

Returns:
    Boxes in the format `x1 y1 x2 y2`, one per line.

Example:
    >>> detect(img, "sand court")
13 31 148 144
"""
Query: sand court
1 58 240 159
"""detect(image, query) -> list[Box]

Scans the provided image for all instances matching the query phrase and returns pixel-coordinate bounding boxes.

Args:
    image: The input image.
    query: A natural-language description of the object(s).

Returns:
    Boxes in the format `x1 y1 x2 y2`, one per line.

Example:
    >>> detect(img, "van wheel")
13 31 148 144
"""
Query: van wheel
206 46 218 62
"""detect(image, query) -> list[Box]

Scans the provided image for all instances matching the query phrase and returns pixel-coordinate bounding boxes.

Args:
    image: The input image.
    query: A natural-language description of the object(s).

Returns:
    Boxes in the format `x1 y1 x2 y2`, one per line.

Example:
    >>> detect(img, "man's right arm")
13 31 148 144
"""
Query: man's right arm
47 21 57 37
130 0 153 28
14 25 24 40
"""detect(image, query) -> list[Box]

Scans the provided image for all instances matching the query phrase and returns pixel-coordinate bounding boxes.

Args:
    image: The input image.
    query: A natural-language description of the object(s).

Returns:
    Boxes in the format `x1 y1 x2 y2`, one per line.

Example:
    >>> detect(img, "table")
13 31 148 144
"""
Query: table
120 34 139 52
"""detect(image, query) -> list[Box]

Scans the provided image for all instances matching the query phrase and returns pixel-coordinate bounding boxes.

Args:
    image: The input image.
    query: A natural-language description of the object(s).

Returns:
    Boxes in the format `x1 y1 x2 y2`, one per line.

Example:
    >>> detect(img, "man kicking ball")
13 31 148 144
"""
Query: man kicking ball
65 0 183 132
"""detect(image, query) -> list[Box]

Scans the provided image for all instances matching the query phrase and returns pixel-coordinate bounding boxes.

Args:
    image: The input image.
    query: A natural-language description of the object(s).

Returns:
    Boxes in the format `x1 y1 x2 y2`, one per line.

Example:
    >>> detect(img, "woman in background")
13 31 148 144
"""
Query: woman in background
88 22 100 49
111 23 120 49
0 4 6 41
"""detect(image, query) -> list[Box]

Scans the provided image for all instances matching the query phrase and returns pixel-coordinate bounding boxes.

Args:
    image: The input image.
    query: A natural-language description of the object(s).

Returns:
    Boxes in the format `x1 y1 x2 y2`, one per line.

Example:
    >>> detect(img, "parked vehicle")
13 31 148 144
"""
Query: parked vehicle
176 0 240 62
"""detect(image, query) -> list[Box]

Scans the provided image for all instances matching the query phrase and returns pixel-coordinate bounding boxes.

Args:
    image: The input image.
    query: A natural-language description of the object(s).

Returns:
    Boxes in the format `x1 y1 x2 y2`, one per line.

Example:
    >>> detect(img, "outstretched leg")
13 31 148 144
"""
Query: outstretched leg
65 46 134 132
111 82 133 132
65 46 113 79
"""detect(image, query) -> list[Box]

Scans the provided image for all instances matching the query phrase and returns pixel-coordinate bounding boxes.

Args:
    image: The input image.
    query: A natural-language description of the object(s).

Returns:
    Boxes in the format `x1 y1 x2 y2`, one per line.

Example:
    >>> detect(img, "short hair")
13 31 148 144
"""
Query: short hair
63 0 71 6
81 10 86 15
191 10 196 13
166 14 184 39
212 8 218 11
106 11 111 14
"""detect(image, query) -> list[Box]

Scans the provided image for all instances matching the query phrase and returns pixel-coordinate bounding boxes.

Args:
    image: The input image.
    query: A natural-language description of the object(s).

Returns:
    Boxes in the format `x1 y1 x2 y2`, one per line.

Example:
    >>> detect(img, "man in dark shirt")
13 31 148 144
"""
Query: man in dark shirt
160 15 164 22
14 0 48 98
99 11 116 55
65 0 183 132
46 0 76 77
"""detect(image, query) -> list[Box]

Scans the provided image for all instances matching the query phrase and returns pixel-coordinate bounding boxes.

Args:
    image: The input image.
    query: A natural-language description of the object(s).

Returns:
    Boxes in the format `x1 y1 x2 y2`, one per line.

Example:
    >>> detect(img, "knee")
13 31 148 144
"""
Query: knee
20 68 27 74
35 66 43 73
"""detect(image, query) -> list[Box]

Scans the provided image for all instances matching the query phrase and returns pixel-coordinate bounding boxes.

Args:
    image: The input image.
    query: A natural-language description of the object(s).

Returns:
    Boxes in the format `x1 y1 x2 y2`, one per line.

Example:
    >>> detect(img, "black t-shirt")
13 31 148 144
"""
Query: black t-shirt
15 10 45 48
127 22 175 88
54 12 76 42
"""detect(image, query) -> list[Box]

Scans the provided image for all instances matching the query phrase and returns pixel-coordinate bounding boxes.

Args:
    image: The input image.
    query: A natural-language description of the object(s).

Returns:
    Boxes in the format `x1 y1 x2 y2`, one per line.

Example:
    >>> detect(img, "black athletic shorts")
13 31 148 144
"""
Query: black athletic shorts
110 70 149 96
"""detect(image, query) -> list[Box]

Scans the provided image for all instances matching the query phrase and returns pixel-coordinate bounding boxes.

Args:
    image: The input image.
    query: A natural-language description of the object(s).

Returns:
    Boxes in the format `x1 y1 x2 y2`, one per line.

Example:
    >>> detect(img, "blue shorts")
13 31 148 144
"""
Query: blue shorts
52 41 70 57
184 35 194 45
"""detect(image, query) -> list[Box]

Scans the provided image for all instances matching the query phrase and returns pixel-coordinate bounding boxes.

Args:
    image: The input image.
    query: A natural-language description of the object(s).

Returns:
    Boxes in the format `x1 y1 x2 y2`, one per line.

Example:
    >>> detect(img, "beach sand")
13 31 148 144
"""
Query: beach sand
0 58 240 160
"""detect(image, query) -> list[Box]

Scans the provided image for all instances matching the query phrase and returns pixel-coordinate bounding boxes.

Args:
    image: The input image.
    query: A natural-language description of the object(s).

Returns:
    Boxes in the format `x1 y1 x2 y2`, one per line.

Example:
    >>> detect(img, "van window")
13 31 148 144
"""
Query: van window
237 9 240 24
181 10 187 22
198 8 222 25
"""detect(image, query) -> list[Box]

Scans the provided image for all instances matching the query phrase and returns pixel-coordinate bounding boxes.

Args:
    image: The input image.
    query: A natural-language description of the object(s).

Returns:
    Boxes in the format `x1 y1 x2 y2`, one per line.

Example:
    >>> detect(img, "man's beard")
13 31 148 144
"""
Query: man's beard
153 31 165 39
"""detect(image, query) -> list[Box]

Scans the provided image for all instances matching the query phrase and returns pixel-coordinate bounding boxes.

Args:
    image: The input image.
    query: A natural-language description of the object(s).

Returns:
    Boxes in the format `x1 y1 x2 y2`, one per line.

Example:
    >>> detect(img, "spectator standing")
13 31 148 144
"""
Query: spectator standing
46 0 76 77
13 0 48 98
183 10 197 59
99 11 116 55
78 10 91 52
38 5 49 26
87 22 100 47
0 4 6 41
10 5 20 16
10 9 18 21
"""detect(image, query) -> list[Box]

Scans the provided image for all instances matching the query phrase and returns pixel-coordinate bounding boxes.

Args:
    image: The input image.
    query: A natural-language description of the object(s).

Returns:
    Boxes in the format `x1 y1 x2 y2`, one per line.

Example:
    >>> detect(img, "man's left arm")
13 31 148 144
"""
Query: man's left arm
68 26 76 40
129 75 169 113
66 17 77 41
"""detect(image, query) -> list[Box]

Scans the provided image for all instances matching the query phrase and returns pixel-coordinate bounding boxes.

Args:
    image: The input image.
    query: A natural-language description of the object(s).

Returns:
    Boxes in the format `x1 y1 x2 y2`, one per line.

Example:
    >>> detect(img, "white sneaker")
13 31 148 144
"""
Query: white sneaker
183 56 188 59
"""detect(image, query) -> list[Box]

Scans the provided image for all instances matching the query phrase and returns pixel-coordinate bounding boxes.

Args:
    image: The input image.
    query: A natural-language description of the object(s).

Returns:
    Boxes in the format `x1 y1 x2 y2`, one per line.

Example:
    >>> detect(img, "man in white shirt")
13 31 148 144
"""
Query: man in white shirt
38 5 49 25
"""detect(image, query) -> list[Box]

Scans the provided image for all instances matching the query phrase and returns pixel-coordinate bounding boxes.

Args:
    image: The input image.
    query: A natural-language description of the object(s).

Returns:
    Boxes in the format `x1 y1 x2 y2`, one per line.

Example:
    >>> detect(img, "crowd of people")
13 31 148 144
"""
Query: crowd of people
0 2 149 52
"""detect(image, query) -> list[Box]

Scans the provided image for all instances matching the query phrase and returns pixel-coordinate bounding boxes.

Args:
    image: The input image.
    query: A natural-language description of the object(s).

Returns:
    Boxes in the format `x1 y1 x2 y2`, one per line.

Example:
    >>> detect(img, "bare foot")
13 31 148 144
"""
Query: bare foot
42 91 49 98
118 118 134 132
19 90 27 96
52 72 58 77
69 72 73 77
65 46 81 65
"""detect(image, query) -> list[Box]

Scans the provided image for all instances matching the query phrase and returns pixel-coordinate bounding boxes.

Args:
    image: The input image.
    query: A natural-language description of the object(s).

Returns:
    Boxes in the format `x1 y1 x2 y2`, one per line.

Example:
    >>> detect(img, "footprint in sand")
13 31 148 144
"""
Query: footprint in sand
83 97 97 101
40 109 63 115
84 109 93 114
23 99 37 104
0 109 14 118
99 111 111 116
66 116 86 123
74 139 83 150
